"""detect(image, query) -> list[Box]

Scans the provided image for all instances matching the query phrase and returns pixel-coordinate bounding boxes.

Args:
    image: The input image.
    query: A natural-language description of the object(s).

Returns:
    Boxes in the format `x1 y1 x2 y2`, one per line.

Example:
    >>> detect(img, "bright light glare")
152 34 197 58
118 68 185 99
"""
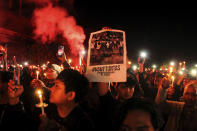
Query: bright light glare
179 71 183 75
140 52 147 58
170 61 175 66
191 69 197 76
81 50 86 55
24 62 28 66
68 59 72 64
152 65 157 68
132 65 137 71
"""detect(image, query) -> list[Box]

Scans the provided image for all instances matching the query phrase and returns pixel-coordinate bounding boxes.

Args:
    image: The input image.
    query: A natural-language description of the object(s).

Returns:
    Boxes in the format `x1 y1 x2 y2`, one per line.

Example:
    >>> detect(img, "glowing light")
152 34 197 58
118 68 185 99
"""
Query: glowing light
36 71 39 79
169 67 173 73
68 59 72 64
37 90 42 98
24 62 28 66
171 75 175 86
140 51 147 58
81 50 86 55
44 73 46 77
170 61 175 66
128 61 132 65
132 65 137 71
191 69 197 76
152 65 157 69
195 64 197 68
0 65 3 68
36 89 45 115
179 71 183 75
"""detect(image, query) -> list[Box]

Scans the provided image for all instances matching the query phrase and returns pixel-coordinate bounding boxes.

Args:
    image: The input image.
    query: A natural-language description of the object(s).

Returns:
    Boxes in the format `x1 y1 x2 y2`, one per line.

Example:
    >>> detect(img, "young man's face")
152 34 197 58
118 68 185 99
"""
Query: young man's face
49 79 67 104
46 68 58 80
117 84 134 101
119 109 155 131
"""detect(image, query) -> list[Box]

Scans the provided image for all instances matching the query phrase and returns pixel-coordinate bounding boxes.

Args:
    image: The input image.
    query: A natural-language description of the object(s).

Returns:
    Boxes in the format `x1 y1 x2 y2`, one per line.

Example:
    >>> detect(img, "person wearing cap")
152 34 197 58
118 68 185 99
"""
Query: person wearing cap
31 63 61 88
44 64 62 87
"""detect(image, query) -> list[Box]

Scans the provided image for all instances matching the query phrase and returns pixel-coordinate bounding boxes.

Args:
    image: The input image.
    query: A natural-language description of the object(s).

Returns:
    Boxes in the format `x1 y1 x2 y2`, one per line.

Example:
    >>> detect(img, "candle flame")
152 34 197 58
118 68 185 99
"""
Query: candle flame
37 90 42 98
36 71 39 74
171 76 175 81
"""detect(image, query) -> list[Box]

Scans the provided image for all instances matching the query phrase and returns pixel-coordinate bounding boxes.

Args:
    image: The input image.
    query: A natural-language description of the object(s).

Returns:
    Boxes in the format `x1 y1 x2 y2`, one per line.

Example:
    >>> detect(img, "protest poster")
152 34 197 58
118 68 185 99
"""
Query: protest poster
86 28 127 82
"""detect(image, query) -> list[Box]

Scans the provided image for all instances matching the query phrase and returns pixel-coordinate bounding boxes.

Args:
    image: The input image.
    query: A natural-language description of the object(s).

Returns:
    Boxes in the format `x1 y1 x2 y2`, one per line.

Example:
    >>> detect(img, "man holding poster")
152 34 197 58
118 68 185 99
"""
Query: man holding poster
86 28 127 82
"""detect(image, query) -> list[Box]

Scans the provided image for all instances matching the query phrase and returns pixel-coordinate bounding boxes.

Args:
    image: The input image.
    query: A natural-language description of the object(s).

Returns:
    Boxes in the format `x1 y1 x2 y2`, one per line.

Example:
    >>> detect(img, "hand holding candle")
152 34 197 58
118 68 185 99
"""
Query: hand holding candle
36 89 47 115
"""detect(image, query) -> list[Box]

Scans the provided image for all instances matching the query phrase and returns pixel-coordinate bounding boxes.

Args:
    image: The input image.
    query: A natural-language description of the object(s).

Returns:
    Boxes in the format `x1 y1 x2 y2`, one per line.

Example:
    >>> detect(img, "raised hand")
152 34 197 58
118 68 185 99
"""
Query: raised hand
8 80 24 105
138 56 145 73
56 52 67 64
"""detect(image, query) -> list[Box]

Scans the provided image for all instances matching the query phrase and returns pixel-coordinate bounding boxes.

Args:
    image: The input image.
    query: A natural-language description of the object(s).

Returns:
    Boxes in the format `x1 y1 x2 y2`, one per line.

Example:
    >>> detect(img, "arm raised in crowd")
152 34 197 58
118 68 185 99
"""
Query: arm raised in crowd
8 80 24 105
97 82 110 96
57 52 71 69
155 77 170 104
138 56 145 73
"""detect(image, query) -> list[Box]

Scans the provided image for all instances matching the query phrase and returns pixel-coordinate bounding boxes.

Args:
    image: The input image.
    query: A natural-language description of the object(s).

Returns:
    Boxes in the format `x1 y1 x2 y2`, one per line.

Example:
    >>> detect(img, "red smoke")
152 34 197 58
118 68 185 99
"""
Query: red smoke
32 2 86 55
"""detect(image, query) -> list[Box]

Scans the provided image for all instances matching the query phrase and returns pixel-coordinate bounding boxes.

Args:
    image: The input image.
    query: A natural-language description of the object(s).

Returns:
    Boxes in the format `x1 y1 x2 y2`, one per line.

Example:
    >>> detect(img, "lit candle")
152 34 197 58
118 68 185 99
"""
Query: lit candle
169 67 173 73
171 76 175 86
43 73 46 77
36 71 39 79
37 90 45 115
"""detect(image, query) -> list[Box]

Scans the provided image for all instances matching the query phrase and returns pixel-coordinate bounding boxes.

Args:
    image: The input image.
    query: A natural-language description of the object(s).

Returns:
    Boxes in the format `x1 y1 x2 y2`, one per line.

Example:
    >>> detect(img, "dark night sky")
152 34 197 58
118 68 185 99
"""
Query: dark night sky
74 1 197 65
0 0 196 66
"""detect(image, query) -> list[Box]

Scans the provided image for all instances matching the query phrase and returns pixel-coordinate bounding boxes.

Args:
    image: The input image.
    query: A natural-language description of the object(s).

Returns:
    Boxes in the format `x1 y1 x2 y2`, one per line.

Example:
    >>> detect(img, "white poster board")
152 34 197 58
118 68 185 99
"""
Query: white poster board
86 29 127 82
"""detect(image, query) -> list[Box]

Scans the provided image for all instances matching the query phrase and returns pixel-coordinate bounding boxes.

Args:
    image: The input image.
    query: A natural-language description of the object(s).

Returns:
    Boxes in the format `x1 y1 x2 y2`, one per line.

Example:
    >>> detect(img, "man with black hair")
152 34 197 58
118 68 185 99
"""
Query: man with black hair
39 69 95 131
96 74 139 130
5 69 94 131
116 98 163 131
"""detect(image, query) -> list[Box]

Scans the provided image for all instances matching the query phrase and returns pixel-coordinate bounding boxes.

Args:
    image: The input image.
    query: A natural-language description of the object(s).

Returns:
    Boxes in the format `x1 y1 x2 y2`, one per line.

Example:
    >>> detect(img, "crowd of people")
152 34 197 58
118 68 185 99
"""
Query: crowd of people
1 45 197 131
